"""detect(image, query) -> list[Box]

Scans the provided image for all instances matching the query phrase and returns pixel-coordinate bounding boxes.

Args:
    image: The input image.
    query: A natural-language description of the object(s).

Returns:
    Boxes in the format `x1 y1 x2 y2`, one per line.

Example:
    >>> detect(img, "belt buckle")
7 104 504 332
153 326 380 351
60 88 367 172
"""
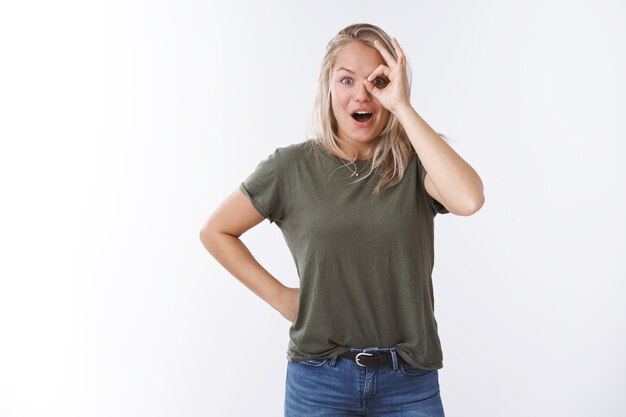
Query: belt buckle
355 352 374 367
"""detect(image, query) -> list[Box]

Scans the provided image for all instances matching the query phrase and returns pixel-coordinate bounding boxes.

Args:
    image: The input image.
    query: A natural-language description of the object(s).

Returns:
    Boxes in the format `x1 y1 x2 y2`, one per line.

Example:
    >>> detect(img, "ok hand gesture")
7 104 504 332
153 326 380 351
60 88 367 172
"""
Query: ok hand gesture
363 37 411 115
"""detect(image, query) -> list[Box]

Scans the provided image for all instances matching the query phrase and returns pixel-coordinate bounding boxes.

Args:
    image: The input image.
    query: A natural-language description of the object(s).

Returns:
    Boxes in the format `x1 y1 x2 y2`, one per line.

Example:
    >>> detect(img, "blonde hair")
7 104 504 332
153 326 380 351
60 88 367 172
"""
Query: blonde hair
306 23 450 193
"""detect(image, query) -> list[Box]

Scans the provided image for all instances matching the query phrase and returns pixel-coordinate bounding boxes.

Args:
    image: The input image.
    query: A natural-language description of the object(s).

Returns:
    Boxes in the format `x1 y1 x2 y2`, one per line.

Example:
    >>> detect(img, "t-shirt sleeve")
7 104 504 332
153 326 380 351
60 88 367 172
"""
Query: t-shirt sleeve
416 154 449 216
238 148 285 224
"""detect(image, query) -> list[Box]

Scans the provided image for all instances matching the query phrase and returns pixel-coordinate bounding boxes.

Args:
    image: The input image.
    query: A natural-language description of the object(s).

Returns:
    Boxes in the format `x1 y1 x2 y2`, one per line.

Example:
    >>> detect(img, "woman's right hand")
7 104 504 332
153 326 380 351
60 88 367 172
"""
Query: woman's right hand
276 286 300 324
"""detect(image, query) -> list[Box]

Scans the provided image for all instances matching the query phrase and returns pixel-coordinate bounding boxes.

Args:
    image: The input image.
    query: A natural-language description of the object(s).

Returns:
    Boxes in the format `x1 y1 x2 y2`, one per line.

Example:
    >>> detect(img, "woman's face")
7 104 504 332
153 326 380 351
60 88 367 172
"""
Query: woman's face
330 41 391 155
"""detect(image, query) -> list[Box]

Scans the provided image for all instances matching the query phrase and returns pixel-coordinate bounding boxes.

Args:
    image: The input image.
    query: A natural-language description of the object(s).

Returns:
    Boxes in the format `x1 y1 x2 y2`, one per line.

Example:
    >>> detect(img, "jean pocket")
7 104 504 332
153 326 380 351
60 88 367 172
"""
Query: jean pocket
297 358 328 367
399 363 436 376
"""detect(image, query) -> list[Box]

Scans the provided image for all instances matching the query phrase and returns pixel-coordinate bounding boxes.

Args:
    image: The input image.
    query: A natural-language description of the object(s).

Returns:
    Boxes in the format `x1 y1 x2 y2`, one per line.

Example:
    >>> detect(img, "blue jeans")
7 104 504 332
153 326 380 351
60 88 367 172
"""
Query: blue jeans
285 347 445 417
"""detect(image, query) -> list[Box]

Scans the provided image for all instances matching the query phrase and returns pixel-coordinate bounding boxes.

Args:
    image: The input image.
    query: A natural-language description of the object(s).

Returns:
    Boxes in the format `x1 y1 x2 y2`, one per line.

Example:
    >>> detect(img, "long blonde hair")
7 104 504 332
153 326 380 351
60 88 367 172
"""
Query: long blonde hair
306 23 449 193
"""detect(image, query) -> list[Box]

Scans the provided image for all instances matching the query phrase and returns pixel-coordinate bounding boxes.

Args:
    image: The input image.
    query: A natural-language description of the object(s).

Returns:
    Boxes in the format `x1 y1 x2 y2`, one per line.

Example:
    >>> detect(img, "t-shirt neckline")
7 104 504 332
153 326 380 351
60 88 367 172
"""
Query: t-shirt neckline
317 145 373 166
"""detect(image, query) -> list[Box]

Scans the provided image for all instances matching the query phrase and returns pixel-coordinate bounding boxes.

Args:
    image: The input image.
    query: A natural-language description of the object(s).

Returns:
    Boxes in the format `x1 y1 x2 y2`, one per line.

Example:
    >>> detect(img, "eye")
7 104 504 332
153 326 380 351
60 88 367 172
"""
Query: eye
340 77 353 85
373 77 389 87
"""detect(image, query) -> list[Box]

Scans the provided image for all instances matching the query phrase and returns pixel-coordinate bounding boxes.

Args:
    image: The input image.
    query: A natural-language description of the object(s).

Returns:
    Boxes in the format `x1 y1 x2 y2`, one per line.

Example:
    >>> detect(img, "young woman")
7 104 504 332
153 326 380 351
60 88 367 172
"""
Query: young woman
200 23 484 417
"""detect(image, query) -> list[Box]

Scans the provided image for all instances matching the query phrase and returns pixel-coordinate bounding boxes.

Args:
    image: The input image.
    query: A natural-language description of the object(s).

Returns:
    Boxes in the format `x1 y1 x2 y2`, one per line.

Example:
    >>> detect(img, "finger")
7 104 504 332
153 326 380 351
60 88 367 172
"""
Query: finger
366 64 391 82
372 39 398 69
363 78 383 97
391 37 406 63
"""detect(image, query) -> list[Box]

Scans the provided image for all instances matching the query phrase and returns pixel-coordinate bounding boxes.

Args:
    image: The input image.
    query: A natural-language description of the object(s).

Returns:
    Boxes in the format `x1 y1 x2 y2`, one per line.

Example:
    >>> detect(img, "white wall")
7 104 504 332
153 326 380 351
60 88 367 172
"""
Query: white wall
1 0 624 416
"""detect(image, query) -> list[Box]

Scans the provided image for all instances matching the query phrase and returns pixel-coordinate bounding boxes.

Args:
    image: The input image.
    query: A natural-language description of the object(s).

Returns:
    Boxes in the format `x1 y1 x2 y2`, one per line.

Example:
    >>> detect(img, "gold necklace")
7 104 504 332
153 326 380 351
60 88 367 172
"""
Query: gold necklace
329 149 372 177
349 160 371 177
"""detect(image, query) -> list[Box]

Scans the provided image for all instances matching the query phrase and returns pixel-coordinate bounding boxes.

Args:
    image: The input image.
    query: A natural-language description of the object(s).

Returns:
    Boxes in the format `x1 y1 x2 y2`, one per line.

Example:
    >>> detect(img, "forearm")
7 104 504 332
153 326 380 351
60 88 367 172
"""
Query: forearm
200 230 287 310
394 103 484 212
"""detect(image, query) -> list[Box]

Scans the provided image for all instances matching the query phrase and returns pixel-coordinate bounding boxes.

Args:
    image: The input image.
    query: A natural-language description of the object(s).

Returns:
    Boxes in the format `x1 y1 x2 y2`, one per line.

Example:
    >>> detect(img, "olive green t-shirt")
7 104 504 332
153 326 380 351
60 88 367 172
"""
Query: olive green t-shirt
238 138 449 370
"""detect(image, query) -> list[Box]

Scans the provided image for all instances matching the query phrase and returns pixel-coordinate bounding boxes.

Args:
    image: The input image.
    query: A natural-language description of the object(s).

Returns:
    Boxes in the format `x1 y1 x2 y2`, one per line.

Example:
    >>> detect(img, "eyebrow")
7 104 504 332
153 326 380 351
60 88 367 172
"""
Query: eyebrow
336 67 355 74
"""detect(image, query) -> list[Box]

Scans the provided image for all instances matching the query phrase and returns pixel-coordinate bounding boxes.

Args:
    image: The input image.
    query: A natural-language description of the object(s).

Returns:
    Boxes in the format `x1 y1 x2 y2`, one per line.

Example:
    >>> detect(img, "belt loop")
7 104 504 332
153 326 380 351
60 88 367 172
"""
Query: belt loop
390 348 399 371
329 355 337 367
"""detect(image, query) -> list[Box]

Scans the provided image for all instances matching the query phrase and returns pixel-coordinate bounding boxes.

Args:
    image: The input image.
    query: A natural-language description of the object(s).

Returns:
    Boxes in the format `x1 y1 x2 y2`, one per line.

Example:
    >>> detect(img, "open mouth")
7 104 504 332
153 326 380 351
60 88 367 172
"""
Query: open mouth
351 111 373 122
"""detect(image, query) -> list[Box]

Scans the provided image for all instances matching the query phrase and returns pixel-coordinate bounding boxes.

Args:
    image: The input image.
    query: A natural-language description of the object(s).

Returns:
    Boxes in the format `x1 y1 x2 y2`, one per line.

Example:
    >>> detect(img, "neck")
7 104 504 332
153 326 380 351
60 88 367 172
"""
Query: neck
335 139 377 161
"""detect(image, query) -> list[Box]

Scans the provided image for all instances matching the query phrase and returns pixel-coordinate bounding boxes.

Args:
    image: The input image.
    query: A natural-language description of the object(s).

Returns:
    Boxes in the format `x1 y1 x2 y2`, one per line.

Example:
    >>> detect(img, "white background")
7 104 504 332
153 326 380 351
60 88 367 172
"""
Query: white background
1 1 625 416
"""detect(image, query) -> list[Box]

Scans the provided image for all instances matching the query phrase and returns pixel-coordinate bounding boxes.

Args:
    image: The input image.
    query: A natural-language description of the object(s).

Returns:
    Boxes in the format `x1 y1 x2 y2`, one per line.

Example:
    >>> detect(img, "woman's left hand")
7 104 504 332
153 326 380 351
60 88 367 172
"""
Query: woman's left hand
364 37 411 114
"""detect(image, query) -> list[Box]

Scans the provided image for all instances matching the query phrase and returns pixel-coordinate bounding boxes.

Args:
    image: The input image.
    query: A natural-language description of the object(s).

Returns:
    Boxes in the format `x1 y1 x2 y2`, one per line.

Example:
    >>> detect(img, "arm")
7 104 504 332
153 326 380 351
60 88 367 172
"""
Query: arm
394 104 485 216
199 188 299 323
364 38 484 216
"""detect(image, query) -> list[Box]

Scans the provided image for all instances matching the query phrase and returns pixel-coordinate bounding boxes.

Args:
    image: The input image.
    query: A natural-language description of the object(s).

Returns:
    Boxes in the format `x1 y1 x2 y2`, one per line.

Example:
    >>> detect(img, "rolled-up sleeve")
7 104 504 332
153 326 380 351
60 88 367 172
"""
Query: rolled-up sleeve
416 154 449 216
239 148 284 224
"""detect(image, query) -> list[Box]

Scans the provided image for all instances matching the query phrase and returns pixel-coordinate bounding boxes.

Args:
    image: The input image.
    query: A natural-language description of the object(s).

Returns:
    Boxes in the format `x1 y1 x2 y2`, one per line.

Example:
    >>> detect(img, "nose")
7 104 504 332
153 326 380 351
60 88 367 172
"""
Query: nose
353 80 371 102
